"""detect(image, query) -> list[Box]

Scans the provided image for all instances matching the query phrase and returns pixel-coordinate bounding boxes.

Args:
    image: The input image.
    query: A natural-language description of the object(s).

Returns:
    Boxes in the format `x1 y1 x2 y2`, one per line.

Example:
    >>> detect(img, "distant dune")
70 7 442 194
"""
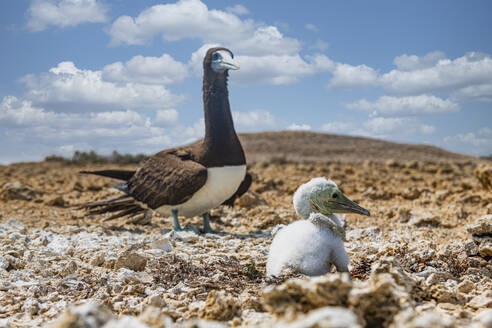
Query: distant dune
238 131 474 163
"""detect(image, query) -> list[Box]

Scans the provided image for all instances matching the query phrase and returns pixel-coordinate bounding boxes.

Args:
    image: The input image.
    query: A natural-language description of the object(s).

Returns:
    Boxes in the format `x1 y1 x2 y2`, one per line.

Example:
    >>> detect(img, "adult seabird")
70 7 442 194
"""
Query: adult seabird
81 48 246 233
266 177 370 276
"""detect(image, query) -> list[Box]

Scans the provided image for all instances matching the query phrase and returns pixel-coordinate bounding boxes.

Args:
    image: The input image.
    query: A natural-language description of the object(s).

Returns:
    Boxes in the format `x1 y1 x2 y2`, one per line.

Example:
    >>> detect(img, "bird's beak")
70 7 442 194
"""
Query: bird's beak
312 192 370 217
219 53 240 71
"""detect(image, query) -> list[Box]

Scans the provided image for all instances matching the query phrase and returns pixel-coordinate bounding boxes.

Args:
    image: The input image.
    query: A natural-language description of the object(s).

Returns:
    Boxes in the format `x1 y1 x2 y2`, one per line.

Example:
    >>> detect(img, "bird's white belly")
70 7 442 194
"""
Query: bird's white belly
155 165 246 217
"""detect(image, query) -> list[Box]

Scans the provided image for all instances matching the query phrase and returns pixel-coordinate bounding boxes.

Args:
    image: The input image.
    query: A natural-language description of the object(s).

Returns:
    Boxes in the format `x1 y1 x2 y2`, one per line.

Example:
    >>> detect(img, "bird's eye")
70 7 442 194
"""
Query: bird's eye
332 193 338 199
212 53 219 60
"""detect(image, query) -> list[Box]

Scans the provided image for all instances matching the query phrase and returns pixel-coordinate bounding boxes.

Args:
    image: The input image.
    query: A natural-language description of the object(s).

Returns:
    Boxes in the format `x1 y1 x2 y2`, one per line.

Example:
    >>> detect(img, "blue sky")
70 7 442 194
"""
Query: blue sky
1 0 491 164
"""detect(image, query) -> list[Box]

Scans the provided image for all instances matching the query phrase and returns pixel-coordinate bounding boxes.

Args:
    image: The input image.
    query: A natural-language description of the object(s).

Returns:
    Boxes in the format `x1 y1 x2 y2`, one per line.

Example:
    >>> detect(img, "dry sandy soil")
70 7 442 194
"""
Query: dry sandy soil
0 131 491 327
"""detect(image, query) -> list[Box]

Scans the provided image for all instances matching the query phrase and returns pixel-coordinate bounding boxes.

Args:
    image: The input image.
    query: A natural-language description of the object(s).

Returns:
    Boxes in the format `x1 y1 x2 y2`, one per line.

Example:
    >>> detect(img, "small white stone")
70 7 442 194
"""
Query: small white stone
103 316 150 328
168 230 198 242
147 294 166 308
150 237 173 252
469 295 492 309
23 298 39 316
6 219 25 232
0 256 9 270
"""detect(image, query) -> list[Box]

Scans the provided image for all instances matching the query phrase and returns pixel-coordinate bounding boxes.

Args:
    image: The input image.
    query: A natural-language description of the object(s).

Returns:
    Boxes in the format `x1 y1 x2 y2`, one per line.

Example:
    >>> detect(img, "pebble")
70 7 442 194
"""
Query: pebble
262 273 352 315
281 306 361 328
114 250 147 272
150 237 173 252
0 256 9 270
409 213 441 226
469 296 492 309
467 215 492 236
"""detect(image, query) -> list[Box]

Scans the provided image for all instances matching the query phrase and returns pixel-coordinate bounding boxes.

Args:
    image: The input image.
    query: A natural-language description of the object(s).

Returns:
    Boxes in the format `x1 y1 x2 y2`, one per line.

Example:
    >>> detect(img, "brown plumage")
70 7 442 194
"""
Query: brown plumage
79 48 248 229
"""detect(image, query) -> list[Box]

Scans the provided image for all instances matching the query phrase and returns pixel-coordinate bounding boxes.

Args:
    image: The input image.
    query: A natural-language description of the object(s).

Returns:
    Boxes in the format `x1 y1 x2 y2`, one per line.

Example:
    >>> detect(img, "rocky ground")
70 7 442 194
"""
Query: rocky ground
0 133 491 327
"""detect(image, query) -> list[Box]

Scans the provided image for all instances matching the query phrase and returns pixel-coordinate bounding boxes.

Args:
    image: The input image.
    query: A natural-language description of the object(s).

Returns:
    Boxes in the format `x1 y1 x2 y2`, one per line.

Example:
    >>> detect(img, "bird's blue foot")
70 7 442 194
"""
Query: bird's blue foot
203 212 218 234
172 209 185 231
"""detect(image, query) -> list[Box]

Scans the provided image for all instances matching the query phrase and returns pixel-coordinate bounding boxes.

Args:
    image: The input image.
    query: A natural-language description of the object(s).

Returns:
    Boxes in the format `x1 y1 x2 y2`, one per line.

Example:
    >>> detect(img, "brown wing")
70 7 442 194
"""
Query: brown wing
127 150 207 209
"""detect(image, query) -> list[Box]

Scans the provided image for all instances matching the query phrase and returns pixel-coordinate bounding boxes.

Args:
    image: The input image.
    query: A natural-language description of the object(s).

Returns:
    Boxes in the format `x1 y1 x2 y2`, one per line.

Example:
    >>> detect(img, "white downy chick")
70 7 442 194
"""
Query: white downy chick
266 177 370 276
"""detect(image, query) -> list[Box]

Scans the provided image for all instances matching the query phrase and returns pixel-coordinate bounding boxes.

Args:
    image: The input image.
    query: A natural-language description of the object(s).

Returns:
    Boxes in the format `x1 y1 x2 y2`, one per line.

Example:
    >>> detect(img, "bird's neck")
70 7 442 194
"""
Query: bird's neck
308 213 343 227
201 71 245 166
308 213 345 239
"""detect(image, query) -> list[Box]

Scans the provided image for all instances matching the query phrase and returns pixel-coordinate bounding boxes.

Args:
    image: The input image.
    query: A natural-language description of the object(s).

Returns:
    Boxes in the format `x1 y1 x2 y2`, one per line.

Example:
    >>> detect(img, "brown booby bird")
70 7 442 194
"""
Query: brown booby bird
81 48 246 233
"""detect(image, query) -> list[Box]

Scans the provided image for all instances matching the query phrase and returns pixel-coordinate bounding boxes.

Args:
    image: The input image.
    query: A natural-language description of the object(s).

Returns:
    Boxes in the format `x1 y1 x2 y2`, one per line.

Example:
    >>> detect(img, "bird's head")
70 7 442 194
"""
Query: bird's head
293 177 370 219
204 47 239 74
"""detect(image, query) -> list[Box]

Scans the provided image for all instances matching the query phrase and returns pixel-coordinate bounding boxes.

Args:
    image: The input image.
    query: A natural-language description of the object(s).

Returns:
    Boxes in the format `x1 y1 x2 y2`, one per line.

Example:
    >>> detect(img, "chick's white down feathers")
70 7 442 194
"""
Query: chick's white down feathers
266 177 349 276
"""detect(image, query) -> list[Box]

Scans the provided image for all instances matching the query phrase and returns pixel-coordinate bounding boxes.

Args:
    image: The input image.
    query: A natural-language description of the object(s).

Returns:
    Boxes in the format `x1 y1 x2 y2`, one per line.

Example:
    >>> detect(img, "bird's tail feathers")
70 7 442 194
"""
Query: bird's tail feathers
74 195 146 221
79 169 135 181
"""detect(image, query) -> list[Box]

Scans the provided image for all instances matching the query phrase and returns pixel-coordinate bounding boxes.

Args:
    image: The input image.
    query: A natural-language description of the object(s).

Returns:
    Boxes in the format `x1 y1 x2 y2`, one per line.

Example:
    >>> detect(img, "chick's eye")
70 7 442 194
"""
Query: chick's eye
212 53 219 60
332 193 338 199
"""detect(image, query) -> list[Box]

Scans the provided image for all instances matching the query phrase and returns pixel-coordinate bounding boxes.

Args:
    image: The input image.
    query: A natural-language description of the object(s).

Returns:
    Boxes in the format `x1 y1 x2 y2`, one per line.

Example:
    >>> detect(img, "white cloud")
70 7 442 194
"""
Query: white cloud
0 95 211 162
322 117 435 139
363 117 410 135
1 96 160 138
21 61 183 112
232 26 301 56
155 109 179 125
27 0 108 31
287 123 311 131
444 129 492 155
232 110 275 131
183 118 205 142
0 96 56 125
362 117 436 137
305 23 318 32
225 4 250 15
107 0 300 55
107 0 251 45
233 54 320 84
321 122 356 134
478 127 492 136
89 110 147 126
309 39 329 51
321 121 373 138
319 51 492 106
102 53 188 85
345 95 460 116
381 52 492 99
393 51 446 71
420 124 436 135
327 63 378 89
444 132 490 147
451 83 492 103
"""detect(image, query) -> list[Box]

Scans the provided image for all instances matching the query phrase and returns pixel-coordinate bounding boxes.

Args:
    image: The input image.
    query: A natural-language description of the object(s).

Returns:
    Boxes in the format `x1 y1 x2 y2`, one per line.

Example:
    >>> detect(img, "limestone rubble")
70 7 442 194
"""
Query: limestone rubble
0 160 491 327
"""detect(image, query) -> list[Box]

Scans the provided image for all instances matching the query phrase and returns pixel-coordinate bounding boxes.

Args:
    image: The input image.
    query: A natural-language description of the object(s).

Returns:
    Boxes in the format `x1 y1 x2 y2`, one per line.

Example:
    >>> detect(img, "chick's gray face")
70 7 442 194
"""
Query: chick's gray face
211 50 240 73
311 186 370 217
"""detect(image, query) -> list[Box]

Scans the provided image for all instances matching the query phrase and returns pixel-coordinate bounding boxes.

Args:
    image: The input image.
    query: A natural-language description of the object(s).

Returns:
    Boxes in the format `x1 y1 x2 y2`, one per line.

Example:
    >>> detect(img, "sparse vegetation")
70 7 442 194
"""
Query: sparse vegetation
45 150 148 165
481 154 492 161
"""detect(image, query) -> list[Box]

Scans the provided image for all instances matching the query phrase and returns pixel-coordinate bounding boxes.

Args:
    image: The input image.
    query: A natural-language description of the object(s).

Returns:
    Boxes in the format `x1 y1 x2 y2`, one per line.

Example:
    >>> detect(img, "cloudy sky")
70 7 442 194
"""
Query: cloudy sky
1 0 491 164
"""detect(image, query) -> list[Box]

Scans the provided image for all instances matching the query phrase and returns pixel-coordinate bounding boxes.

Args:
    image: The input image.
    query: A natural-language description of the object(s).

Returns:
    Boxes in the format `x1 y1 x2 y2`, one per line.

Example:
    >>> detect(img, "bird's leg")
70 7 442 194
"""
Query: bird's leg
202 212 217 233
172 209 183 231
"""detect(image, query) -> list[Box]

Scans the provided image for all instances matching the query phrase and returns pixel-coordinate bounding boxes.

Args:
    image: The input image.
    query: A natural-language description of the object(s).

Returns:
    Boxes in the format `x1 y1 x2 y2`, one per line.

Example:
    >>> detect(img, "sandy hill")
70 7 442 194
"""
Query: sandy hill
237 131 474 163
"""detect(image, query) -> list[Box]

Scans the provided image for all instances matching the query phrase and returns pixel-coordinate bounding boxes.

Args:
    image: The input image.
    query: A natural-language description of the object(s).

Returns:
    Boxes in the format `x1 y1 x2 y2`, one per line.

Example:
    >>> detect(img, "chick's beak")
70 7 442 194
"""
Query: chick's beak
314 192 370 217
334 193 371 216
